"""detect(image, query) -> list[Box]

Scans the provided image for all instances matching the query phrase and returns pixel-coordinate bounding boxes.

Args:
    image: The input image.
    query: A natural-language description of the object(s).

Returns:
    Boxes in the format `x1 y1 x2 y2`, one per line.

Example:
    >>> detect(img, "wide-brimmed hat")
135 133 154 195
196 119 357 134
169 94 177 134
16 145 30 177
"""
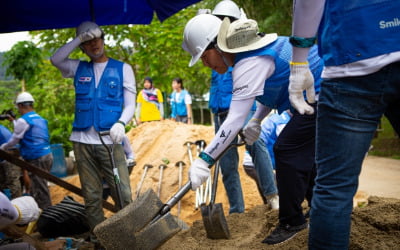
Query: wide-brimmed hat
217 17 277 53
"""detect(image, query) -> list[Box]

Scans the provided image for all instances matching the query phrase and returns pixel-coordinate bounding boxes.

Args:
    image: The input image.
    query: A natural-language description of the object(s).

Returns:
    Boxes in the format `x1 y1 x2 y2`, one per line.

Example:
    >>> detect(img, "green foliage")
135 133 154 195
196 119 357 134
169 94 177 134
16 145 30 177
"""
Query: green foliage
7 0 293 155
206 0 293 35
2 41 43 85
370 117 400 159
28 60 75 154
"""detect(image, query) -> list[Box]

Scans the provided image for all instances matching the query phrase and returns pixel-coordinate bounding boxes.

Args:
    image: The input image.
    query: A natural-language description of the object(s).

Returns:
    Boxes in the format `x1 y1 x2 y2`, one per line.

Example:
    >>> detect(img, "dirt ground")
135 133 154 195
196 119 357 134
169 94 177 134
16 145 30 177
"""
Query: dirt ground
50 120 400 249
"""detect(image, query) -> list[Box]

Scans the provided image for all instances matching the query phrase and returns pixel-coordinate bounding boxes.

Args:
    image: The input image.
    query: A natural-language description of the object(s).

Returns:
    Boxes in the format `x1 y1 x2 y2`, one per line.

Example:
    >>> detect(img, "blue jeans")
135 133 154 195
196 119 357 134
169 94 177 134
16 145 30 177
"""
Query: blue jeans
214 112 243 213
309 62 400 249
246 110 277 198
73 142 133 230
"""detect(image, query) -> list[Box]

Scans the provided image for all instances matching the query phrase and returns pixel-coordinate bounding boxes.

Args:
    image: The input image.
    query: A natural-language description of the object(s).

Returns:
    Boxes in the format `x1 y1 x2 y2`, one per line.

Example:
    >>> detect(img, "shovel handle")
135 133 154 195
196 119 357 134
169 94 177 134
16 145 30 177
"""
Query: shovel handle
154 130 246 220
98 131 124 210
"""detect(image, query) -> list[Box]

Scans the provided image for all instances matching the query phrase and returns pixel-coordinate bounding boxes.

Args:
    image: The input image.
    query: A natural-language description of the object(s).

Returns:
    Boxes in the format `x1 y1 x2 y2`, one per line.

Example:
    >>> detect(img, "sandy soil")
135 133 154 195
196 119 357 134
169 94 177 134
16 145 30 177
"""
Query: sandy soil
49 120 400 249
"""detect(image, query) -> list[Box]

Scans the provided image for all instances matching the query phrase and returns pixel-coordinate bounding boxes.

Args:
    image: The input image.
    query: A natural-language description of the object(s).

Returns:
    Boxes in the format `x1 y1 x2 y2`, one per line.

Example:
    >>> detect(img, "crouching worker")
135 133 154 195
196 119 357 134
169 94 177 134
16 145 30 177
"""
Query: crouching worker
182 14 323 244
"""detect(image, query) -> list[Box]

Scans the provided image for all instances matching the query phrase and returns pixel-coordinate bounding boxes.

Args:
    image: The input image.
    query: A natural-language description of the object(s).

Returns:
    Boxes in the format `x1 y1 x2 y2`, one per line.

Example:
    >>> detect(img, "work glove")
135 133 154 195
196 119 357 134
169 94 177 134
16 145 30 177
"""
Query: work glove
288 62 316 115
189 158 210 191
0 143 6 150
243 118 261 145
110 122 125 144
78 27 103 43
11 196 40 225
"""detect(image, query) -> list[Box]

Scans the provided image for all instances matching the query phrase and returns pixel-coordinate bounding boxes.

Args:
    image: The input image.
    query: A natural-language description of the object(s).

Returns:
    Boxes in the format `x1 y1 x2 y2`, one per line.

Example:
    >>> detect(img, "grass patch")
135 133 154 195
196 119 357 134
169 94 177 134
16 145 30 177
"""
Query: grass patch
370 117 400 159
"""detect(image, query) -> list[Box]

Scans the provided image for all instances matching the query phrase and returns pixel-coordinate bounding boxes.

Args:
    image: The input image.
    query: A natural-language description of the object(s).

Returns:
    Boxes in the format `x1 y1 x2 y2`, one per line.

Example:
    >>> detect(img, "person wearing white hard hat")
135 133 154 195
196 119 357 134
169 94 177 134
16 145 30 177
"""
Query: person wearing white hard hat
1 92 53 210
289 1 400 249
182 14 323 244
50 21 136 236
206 0 279 213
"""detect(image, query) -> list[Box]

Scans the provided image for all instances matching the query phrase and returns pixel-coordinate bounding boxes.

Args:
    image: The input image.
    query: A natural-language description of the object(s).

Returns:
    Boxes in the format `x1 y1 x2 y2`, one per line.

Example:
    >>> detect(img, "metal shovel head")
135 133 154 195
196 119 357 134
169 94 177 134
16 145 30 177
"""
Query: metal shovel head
94 189 184 250
200 202 230 239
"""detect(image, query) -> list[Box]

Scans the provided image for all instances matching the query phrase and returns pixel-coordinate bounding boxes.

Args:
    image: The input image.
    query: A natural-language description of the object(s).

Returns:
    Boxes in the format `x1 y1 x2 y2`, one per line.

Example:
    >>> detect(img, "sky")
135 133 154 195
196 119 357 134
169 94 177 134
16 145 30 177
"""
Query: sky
0 31 31 52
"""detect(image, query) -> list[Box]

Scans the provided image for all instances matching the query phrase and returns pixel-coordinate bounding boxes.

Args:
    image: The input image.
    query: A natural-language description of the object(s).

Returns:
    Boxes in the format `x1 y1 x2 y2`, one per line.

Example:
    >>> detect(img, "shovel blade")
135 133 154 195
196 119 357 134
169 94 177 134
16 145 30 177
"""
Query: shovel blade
200 203 230 239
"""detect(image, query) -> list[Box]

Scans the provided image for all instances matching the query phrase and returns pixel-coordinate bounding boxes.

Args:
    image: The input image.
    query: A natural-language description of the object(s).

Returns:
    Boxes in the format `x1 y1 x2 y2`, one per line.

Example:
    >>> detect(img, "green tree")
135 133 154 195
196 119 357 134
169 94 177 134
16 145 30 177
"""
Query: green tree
2 41 43 91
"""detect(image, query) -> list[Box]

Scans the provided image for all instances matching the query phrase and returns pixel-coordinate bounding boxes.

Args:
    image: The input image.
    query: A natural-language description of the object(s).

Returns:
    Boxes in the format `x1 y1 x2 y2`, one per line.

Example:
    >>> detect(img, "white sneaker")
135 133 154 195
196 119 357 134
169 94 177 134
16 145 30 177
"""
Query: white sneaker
267 195 279 210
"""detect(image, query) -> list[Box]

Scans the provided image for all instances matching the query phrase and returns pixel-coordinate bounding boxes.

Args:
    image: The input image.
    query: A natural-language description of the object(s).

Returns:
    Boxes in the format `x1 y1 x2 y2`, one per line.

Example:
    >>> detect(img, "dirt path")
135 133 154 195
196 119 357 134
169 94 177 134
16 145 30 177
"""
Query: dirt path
359 155 400 199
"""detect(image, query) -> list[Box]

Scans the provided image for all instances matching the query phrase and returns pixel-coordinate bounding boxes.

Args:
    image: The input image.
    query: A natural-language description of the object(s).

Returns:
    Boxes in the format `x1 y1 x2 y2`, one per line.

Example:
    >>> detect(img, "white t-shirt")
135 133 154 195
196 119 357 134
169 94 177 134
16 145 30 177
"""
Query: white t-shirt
173 91 192 104
204 55 275 159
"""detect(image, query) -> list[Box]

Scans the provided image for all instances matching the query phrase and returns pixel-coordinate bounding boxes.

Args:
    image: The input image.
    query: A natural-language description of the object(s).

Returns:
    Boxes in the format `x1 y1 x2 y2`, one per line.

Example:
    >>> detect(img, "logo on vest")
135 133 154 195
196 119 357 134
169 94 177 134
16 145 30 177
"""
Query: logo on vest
79 77 92 83
379 18 400 29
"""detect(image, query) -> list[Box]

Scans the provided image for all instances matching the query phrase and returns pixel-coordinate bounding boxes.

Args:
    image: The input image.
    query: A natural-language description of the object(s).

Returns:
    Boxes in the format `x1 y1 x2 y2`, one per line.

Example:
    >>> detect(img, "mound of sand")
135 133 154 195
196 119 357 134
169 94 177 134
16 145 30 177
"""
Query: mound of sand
50 120 400 249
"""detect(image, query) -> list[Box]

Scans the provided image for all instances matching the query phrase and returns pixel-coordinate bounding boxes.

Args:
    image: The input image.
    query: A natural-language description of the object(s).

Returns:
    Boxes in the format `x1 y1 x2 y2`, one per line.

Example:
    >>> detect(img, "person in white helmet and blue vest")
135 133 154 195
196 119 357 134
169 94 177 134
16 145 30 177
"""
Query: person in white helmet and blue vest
1 92 53 210
182 14 324 244
207 0 279 213
289 1 400 249
50 21 136 237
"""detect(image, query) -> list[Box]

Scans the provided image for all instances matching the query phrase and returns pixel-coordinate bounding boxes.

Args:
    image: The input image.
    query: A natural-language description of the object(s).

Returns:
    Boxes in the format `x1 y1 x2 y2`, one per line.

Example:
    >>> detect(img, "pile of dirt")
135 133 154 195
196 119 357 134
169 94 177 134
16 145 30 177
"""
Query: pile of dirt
49 120 400 249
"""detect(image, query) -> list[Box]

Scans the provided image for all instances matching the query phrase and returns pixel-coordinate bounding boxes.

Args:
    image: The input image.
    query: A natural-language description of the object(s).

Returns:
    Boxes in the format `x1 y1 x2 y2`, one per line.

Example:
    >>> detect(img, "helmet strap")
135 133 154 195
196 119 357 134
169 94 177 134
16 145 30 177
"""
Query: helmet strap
215 45 231 67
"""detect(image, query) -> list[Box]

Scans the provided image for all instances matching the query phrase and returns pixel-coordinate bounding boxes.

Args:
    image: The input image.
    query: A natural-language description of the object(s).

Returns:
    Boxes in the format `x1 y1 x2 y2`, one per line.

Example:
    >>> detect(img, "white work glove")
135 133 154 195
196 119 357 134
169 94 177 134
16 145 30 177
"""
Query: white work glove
243 118 261 145
11 196 40 225
288 62 316 115
110 122 125 144
78 27 103 43
189 158 210 191
0 143 6 150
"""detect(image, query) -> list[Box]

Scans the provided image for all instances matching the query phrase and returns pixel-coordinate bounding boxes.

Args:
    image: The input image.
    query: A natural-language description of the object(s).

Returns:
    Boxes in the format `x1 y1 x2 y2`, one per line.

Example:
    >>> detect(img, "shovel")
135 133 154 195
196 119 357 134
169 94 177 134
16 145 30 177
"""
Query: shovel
151 135 245 236
136 164 153 199
157 164 167 198
200 134 246 239
175 161 186 217
200 161 229 239
99 131 124 210
94 133 244 249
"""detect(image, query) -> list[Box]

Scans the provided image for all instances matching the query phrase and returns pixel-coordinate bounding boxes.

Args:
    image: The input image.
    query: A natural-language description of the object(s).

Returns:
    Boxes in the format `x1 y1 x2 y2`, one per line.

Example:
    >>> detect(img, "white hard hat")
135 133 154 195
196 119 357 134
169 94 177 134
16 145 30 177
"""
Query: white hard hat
76 21 104 38
182 14 222 67
212 0 241 20
15 92 34 104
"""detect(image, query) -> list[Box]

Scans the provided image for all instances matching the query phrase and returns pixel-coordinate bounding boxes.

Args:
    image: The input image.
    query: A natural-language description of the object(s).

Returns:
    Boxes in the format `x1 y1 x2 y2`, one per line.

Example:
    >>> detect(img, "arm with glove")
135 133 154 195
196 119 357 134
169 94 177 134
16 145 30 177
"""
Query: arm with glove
0 192 40 229
110 64 136 144
189 98 255 190
50 24 103 74
289 0 325 115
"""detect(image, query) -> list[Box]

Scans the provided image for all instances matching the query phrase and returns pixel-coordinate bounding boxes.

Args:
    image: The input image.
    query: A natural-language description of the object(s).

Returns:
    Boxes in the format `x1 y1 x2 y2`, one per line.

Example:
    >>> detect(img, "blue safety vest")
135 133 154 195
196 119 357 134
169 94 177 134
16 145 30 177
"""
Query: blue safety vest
170 89 190 118
209 67 234 114
20 112 51 160
73 58 124 131
319 0 400 66
260 111 291 169
0 125 12 162
235 36 323 114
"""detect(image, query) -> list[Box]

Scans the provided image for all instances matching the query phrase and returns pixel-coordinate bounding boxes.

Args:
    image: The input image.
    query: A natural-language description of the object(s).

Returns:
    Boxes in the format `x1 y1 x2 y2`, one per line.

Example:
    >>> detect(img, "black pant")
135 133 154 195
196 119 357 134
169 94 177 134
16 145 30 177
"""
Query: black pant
274 104 317 226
